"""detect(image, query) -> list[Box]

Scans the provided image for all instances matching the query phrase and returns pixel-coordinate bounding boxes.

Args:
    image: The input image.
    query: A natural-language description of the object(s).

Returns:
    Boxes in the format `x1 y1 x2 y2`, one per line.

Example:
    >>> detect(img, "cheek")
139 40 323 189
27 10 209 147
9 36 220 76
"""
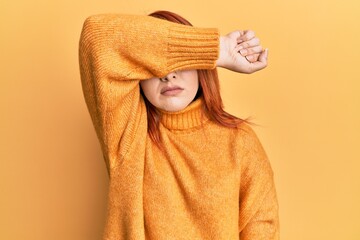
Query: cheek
190 80 199 96
140 79 159 106
185 71 199 94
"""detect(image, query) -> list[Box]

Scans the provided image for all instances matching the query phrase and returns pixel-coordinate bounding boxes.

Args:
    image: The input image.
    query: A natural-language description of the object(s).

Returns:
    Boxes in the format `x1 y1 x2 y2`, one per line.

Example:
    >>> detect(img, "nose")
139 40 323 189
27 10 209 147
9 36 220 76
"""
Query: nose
159 72 177 82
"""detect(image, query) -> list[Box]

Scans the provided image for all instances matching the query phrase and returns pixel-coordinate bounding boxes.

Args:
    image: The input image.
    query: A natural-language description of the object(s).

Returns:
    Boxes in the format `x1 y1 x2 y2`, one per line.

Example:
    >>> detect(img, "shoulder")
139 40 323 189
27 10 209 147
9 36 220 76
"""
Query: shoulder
204 120 263 146
233 122 271 164
234 122 274 177
233 122 264 148
207 120 268 156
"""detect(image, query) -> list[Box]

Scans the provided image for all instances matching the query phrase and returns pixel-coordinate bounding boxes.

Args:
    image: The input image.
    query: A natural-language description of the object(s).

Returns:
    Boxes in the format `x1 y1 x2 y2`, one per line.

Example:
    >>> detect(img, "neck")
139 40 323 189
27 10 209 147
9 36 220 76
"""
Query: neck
158 98 208 130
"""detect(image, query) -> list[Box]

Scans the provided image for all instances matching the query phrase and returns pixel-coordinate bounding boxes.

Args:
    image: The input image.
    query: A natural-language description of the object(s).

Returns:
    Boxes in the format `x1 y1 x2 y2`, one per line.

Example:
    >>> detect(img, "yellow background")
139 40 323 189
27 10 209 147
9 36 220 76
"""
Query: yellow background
1 0 359 239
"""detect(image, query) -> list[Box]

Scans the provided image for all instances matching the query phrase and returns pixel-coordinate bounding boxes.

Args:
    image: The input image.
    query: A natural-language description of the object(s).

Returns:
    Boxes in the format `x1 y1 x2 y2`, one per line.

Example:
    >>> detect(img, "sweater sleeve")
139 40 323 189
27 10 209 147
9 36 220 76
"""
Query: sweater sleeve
78 14 219 173
238 124 280 239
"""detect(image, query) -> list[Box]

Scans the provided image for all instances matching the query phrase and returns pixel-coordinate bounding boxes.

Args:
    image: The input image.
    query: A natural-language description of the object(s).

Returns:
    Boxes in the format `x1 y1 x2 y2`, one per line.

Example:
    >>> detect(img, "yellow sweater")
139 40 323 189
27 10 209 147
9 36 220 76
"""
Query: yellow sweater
79 14 279 240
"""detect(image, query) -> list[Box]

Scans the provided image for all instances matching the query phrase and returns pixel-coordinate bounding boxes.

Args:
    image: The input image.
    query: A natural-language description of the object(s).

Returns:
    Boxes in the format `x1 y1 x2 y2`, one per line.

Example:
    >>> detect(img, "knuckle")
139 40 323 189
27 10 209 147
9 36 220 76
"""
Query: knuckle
241 42 249 48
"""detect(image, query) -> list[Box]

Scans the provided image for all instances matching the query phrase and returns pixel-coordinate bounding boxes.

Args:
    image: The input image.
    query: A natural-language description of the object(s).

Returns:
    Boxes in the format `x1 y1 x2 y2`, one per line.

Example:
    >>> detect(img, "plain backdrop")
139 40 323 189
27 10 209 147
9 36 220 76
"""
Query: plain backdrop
1 0 359 239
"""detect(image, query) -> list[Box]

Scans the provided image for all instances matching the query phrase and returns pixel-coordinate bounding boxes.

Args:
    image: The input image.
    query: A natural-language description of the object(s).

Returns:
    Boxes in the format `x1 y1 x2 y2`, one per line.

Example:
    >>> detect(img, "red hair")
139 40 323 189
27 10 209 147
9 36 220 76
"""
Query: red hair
143 10 250 147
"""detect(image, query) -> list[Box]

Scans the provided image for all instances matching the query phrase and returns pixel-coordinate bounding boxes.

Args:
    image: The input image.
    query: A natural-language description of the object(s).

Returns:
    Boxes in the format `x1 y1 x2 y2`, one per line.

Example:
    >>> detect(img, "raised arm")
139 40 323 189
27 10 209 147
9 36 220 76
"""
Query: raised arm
78 14 219 173
238 125 280 239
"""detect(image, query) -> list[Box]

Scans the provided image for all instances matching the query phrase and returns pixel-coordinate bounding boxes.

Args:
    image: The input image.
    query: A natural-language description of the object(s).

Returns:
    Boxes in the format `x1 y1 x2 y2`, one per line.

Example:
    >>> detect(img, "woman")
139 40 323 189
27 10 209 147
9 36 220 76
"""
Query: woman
79 10 279 240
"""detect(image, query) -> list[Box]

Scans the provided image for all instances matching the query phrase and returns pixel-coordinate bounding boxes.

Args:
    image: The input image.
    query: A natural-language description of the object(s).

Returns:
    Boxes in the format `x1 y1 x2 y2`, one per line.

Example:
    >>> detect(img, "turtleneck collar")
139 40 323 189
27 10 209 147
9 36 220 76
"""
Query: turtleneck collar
158 98 209 130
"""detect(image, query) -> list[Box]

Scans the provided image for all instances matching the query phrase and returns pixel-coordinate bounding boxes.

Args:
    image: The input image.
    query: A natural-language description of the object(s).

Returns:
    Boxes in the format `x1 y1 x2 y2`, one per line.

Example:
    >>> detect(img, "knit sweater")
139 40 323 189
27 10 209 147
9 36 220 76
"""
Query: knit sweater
79 14 279 240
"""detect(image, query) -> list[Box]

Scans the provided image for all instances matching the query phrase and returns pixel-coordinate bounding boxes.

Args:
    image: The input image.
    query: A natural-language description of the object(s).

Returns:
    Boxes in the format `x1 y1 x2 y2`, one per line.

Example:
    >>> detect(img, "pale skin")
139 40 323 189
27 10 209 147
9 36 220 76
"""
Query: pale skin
140 30 268 112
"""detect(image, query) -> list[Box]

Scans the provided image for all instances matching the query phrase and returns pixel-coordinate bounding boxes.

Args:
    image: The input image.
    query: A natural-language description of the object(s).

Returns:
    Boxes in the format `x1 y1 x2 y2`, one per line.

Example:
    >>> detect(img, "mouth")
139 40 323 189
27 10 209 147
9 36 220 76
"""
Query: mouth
161 86 184 96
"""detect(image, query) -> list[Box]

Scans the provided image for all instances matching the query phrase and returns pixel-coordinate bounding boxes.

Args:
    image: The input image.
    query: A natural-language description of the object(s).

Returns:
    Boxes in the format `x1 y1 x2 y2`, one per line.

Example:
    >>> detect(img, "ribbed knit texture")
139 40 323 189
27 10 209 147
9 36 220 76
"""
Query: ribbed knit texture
79 14 279 240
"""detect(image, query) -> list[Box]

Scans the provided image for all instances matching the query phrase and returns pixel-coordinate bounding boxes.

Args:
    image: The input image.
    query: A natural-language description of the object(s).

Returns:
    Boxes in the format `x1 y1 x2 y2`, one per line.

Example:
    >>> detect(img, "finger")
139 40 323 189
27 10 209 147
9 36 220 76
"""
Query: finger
245 53 260 63
238 37 260 49
258 48 269 63
248 48 268 73
236 30 245 43
239 45 263 56
239 30 255 42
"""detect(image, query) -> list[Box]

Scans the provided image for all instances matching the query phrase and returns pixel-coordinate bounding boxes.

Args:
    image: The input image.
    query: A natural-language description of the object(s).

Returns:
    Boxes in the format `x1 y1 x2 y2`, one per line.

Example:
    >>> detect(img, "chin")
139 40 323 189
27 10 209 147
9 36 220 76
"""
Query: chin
159 101 190 112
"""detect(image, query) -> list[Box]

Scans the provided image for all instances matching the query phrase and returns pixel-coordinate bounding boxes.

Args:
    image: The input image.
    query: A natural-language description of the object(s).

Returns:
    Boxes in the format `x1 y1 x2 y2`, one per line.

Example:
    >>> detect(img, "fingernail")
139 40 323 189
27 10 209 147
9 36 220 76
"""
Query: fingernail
238 45 244 50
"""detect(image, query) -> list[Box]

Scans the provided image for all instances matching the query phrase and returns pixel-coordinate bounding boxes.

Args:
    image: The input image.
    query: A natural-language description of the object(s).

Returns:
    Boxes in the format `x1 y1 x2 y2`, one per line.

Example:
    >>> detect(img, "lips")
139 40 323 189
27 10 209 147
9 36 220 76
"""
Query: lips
161 86 184 96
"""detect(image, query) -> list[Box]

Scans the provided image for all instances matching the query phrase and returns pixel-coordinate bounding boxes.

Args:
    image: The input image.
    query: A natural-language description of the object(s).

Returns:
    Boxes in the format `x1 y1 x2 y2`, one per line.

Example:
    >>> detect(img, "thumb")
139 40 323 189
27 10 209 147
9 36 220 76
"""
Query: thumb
259 48 269 63
249 48 268 73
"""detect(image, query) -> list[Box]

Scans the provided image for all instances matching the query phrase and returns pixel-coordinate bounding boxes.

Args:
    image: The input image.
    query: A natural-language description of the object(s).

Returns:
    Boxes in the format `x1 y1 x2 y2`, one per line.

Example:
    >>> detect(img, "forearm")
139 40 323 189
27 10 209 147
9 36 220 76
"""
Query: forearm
79 14 219 81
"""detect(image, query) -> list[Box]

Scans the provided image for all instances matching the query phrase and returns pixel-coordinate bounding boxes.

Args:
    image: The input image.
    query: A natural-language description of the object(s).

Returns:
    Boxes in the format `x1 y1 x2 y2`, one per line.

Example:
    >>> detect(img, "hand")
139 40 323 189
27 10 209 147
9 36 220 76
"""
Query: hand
216 30 268 74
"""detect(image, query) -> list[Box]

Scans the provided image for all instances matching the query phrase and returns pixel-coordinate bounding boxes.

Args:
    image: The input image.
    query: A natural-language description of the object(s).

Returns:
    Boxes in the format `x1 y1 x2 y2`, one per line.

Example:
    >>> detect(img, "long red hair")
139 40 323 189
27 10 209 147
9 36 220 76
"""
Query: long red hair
143 10 250 147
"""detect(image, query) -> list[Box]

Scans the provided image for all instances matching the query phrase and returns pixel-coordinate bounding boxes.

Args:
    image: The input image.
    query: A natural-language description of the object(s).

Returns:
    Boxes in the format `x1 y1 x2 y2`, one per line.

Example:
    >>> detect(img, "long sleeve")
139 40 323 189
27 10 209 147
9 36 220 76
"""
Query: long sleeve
238 125 280 239
78 14 219 174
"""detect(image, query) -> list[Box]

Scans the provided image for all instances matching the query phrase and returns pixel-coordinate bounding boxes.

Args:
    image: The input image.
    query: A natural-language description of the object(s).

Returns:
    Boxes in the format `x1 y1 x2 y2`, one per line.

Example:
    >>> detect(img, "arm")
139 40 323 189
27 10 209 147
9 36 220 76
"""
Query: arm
78 14 219 173
238 125 280 239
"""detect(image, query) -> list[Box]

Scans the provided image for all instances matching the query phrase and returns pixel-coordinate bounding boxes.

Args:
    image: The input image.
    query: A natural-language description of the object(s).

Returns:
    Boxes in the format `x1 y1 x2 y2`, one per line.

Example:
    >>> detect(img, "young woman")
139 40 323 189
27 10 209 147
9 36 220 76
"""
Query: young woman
79 10 279 240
